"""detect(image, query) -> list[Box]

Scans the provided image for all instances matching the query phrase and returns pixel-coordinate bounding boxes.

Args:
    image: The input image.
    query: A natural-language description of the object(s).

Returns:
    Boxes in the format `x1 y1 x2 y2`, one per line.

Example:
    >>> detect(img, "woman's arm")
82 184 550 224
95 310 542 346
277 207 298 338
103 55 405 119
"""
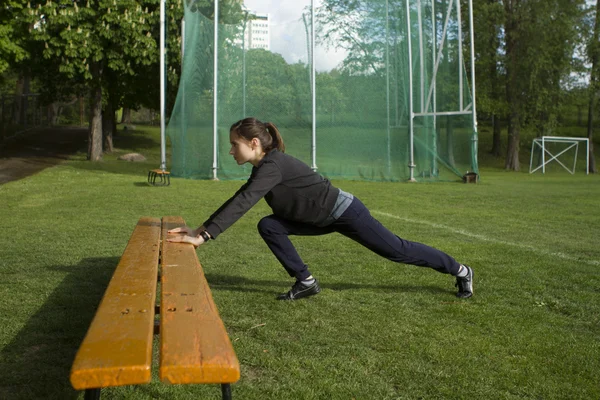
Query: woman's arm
201 182 250 227
168 161 282 245
203 162 282 239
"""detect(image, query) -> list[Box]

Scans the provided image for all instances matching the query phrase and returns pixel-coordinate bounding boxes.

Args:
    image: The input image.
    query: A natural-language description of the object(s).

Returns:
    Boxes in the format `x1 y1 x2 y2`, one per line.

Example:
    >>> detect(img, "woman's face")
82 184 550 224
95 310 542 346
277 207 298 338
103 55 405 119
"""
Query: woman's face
229 131 257 165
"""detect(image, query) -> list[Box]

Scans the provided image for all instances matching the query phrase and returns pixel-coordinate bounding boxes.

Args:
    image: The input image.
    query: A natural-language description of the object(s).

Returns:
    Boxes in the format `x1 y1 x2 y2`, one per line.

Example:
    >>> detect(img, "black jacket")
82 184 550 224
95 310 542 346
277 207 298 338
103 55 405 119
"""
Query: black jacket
203 150 340 239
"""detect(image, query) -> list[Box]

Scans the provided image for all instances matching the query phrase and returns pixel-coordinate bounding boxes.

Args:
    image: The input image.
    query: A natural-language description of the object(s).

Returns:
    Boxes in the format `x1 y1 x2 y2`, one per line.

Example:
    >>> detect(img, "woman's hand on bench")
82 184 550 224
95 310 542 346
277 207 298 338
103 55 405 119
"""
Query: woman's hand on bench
167 225 207 248
168 225 202 236
167 234 205 247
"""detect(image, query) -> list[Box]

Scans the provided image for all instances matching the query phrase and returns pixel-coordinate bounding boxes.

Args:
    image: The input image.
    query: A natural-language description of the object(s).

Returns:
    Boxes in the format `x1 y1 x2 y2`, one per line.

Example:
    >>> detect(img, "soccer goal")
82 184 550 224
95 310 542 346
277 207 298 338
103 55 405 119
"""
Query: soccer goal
529 136 590 175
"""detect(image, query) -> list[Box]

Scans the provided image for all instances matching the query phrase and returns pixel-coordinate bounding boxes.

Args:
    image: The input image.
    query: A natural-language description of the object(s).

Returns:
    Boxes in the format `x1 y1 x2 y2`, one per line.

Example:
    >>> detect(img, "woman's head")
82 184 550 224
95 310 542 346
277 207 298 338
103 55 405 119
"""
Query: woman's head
229 117 285 154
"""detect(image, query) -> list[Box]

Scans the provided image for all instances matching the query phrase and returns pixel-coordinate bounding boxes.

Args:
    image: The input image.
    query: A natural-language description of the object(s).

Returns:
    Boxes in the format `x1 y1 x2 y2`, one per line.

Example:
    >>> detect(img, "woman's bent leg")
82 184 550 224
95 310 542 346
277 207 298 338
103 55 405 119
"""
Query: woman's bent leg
257 215 334 281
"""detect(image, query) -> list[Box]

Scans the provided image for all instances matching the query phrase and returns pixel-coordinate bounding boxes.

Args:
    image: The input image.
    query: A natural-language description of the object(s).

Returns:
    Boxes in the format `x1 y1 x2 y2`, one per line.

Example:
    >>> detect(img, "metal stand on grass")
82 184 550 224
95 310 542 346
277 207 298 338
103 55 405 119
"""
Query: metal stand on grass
147 169 171 185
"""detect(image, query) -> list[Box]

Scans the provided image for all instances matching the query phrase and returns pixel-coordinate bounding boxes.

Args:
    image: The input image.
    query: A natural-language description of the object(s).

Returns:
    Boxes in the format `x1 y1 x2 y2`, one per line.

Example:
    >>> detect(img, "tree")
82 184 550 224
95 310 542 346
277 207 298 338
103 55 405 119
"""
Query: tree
315 0 391 76
0 2 29 76
503 0 585 171
316 71 345 124
471 0 505 157
243 49 296 121
586 0 599 173
1 1 48 128
26 0 164 160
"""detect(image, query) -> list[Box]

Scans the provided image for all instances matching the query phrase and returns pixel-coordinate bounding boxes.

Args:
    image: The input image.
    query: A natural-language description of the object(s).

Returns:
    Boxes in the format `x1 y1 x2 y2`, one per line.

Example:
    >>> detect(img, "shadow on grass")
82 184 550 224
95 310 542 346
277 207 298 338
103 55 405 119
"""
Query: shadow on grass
133 182 155 187
0 257 119 400
0 263 449 399
204 273 450 295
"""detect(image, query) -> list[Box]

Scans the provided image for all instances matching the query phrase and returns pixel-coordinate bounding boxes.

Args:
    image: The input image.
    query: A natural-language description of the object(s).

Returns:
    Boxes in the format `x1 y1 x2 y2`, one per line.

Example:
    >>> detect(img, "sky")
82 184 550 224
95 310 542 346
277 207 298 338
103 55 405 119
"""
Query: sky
243 0 347 71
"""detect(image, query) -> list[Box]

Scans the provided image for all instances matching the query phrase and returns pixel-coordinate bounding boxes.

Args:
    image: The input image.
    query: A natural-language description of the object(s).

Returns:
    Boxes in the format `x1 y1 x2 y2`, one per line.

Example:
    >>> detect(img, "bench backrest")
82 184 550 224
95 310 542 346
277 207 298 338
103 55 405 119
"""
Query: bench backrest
70 217 161 390
160 216 240 384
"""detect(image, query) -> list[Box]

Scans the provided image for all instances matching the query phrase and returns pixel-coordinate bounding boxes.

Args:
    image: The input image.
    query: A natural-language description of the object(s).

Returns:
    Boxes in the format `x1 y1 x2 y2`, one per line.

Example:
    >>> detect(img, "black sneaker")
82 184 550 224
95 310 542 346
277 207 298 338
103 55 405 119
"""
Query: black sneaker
277 279 321 300
455 265 474 298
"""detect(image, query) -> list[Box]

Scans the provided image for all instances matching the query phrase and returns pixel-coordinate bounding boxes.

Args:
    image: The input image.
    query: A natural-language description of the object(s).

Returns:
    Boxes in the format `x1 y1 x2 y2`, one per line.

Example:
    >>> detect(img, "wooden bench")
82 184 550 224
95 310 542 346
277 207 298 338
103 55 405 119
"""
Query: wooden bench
70 216 240 399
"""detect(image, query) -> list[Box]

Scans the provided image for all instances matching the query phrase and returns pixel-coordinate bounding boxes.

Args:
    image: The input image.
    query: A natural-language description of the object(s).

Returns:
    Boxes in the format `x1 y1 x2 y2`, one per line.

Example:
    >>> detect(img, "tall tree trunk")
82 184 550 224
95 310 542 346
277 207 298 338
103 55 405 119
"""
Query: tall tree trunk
488 1 502 157
102 100 115 153
22 73 30 128
586 0 599 173
490 114 502 156
13 76 23 125
586 96 597 173
121 107 131 124
505 113 520 171
88 62 103 161
48 103 62 125
504 0 520 171
79 97 85 126
88 85 103 161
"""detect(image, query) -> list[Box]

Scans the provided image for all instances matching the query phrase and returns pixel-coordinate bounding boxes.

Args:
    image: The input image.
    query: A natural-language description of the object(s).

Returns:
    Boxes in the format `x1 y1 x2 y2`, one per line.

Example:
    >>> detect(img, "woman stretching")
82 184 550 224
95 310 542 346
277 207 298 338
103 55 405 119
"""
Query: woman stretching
167 117 474 300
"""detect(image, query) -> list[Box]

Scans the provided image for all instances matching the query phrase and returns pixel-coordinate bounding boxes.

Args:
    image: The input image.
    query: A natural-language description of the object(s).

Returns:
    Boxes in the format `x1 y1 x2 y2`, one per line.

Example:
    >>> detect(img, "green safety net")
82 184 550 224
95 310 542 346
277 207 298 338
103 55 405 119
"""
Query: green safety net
167 0 478 181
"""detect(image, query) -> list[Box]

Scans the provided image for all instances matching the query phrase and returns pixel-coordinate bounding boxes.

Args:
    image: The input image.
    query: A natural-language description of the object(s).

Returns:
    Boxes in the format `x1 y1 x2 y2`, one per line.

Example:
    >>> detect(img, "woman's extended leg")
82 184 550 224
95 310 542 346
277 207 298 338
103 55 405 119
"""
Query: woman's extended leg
331 197 462 275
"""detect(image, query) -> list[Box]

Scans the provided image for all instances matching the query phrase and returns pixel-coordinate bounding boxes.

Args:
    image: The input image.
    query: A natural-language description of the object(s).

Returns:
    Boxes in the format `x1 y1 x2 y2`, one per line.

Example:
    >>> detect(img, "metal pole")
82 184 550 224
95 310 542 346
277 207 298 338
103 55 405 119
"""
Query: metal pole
181 18 185 57
221 384 232 400
468 0 478 172
181 17 186 173
213 0 219 180
542 136 546 173
303 13 311 88
311 0 317 171
573 142 579 174
417 0 430 174
84 388 101 400
243 11 249 118
432 0 438 176
406 0 416 181
424 0 453 114
529 140 536 174
586 138 590 174
457 0 463 111
159 0 166 171
417 0 424 113
386 0 391 177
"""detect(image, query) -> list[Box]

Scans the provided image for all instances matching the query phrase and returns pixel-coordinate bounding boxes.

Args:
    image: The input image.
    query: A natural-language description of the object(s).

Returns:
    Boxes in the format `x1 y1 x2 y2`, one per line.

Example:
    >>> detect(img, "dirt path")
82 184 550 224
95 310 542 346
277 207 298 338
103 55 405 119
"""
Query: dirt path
0 127 88 184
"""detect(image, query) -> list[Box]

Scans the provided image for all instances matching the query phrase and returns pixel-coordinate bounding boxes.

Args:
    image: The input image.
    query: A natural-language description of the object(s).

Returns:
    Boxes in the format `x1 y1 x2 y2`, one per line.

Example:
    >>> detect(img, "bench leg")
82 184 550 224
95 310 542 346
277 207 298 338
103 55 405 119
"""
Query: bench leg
84 388 101 400
221 384 232 400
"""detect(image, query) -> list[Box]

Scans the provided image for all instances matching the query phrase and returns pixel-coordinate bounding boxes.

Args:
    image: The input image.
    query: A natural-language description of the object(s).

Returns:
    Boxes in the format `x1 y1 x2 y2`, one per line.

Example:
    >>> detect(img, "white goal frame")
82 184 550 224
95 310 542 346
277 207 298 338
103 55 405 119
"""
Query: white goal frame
529 136 589 175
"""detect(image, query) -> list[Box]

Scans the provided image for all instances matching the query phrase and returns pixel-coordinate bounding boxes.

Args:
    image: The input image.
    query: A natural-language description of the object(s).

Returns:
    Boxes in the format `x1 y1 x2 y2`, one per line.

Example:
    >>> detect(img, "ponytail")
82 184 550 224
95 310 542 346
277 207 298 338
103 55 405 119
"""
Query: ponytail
264 122 285 153
230 117 286 153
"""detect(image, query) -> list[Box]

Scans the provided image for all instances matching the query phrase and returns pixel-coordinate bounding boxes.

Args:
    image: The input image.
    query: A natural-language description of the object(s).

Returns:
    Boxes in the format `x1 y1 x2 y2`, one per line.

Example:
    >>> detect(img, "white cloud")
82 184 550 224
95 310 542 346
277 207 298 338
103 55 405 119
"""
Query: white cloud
243 0 346 71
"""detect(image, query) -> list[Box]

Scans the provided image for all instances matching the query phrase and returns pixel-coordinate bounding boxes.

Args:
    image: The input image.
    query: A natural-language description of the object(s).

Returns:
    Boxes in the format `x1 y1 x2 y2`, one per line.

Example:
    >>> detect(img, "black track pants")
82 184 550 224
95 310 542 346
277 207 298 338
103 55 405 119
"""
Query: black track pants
257 197 462 281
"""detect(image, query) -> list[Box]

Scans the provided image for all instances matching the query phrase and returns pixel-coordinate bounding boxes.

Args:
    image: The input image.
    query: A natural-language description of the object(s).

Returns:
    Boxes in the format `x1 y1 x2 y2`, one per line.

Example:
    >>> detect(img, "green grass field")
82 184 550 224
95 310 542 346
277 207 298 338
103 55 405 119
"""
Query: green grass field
1 126 599 399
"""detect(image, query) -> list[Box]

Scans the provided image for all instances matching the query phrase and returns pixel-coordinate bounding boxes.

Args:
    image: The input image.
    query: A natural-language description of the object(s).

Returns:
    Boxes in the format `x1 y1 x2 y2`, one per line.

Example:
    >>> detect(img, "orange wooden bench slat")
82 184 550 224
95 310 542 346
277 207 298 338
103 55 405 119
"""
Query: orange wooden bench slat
159 216 240 385
70 217 161 390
